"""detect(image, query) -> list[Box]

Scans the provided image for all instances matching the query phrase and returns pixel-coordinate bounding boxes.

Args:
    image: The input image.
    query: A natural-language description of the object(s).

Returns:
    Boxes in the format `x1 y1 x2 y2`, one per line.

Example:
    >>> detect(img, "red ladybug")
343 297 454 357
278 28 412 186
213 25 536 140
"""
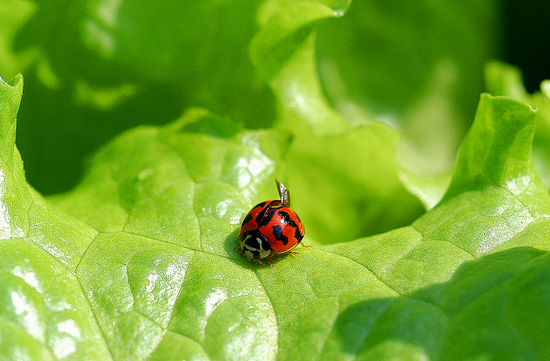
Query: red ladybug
236 180 311 266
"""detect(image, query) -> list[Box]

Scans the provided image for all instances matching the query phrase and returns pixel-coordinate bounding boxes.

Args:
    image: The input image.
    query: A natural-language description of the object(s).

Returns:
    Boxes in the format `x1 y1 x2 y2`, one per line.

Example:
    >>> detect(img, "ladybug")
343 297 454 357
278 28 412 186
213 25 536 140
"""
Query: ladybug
236 180 311 266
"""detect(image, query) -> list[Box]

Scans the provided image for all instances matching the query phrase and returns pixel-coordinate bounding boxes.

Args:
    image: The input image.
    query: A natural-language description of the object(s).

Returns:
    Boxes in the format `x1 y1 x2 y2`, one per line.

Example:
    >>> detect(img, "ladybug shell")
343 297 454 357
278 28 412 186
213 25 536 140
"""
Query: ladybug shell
239 200 305 254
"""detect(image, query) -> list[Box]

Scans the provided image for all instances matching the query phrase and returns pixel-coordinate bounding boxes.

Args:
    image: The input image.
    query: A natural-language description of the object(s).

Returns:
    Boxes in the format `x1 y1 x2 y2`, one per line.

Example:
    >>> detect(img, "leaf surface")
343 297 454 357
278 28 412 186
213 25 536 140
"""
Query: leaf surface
2 69 550 359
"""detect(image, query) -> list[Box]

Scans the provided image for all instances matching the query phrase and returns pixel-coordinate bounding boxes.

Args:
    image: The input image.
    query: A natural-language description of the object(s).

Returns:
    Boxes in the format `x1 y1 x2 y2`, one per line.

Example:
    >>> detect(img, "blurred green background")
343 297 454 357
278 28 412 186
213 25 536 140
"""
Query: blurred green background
0 0 548 197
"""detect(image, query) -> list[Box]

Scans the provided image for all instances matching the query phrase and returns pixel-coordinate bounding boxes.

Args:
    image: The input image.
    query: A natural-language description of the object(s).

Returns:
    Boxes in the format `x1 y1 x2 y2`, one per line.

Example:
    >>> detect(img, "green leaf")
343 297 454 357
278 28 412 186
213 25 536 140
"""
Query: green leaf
48 109 296 360
3 67 550 360
442 94 544 204
250 0 352 135
0 74 28 239
0 75 110 360
398 60 550 211
325 95 550 359
484 60 550 188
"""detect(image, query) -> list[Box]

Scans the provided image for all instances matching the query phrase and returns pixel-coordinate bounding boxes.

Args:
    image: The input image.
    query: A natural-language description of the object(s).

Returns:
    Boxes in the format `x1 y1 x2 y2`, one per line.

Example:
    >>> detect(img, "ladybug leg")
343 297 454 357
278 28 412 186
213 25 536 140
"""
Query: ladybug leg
234 247 244 256
289 243 313 256
268 252 275 266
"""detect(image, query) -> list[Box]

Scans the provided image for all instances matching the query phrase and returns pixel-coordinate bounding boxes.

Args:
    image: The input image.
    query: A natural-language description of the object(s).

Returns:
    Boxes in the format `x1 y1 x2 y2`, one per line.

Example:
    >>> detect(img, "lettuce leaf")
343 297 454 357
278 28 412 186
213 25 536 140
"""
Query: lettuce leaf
2 70 550 361
1 0 549 360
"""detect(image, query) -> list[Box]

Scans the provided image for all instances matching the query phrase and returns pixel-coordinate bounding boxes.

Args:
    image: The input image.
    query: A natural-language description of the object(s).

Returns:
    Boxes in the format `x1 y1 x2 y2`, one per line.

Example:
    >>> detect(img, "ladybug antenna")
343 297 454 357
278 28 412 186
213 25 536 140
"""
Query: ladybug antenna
275 179 290 207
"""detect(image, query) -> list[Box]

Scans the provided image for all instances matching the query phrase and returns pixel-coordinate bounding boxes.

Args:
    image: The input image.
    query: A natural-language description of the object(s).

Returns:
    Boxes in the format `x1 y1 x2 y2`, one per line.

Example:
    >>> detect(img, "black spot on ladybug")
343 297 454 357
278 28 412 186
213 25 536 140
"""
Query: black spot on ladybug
278 210 303 243
272 225 289 245
294 227 303 242
242 212 253 226
278 211 291 224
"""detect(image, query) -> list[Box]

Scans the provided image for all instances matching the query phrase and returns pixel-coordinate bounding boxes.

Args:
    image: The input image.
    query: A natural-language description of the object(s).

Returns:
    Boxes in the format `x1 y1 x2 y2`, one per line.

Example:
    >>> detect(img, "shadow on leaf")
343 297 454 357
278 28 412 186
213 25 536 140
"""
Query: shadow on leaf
329 246 549 360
